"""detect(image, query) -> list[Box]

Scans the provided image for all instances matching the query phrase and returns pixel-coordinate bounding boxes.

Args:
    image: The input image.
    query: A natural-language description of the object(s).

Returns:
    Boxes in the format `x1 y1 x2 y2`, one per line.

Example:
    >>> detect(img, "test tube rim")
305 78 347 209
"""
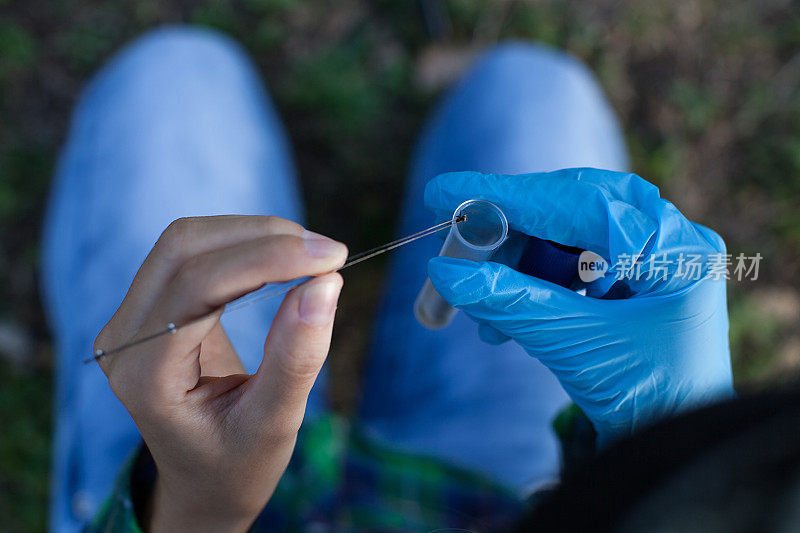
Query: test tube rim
451 199 509 252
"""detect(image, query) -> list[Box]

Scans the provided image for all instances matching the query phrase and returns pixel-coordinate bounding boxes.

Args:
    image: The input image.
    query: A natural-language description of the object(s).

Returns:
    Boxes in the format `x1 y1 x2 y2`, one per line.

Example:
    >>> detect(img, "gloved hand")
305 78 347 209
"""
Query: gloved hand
425 168 734 446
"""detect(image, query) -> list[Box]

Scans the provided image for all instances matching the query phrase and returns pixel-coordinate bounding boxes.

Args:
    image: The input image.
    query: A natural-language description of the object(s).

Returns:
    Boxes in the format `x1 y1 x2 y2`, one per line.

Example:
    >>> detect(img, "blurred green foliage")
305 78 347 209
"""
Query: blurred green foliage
0 20 35 82
729 293 783 382
1 0 800 530
0 360 51 533
280 42 386 136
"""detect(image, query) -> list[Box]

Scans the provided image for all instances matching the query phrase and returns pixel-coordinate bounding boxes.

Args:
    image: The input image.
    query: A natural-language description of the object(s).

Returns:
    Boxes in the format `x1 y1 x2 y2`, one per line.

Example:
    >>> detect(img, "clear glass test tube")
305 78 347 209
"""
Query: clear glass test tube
414 199 508 329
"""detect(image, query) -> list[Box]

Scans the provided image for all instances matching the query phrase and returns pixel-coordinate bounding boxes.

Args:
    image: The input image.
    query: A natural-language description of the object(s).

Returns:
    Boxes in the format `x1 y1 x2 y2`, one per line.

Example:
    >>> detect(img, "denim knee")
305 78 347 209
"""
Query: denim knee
462 41 609 128
74 25 264 123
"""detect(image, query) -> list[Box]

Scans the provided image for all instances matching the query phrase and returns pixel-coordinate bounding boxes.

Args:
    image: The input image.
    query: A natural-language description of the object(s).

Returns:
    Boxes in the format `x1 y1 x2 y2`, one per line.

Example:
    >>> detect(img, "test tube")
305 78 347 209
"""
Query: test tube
414 199 509 329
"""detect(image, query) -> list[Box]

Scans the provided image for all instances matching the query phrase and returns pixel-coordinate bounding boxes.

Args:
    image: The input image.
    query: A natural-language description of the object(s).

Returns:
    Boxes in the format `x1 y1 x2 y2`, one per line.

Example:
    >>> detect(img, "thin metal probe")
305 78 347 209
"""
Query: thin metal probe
87 215 466 364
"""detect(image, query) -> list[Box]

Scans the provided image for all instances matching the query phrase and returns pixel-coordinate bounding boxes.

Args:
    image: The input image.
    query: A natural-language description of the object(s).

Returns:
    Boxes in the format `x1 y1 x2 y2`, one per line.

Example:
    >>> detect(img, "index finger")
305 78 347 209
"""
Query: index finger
423 169 659 262
99 215 305 345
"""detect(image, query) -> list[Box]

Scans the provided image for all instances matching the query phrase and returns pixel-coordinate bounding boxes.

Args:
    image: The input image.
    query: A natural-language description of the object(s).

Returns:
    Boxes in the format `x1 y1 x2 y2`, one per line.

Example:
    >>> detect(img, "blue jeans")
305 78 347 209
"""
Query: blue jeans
41 27 628 533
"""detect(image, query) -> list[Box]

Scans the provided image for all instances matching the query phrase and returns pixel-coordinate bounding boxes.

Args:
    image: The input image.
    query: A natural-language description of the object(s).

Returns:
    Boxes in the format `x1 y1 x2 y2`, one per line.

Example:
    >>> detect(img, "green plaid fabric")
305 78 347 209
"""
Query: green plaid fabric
86 453 143 533
86 414 526 532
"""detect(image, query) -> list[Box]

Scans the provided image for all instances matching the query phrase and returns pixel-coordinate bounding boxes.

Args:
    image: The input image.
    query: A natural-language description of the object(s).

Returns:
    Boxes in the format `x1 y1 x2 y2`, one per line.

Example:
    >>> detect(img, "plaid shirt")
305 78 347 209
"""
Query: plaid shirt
86 414 532 532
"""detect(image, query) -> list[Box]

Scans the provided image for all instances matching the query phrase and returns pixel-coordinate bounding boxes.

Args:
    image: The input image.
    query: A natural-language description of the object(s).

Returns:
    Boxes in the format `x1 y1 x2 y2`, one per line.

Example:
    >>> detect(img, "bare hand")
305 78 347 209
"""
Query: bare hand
93 215 348 532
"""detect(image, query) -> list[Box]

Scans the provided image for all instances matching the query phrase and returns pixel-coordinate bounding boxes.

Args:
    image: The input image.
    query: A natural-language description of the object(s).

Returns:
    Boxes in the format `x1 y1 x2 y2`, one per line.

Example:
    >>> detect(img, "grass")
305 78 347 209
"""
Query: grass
0 359 51 533
1 0 799 530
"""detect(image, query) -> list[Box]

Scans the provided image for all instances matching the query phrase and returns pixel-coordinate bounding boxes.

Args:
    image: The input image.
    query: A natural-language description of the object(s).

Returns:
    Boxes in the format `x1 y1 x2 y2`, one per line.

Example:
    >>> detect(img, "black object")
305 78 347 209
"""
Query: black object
515 387 800 532
517 236 583 289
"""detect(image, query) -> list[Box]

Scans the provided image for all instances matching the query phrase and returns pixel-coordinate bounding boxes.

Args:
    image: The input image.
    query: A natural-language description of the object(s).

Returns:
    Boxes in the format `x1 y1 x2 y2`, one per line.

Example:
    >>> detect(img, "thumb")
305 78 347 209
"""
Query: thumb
246 273 343 432
427 257 598 332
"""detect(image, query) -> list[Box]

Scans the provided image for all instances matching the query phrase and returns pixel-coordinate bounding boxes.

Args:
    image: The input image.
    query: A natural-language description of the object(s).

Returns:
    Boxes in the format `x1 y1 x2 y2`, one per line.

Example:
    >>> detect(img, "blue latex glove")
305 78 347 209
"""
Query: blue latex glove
425 168 734 446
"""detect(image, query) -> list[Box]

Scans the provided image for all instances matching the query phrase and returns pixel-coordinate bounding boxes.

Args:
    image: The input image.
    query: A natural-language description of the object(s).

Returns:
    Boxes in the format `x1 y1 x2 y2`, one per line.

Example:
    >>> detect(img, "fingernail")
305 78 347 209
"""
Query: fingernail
299 281 340 326
303 230 345 258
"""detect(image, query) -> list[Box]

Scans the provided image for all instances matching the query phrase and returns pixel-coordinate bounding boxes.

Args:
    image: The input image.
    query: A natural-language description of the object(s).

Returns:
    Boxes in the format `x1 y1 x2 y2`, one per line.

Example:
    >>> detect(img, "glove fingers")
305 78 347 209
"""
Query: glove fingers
549 168 661 210
477 322 511 345
428 257 600 327
424 170 659 263
426 168 661 213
